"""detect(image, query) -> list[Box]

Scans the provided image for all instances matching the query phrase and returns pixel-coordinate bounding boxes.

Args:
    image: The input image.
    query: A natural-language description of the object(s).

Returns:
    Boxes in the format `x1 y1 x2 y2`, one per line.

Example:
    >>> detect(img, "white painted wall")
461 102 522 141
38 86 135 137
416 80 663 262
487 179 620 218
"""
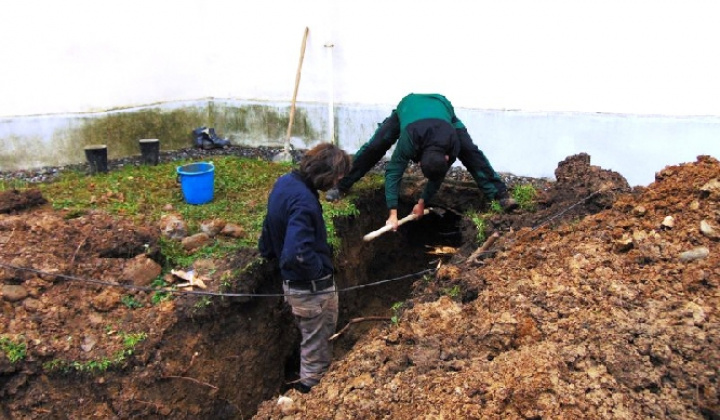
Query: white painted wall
4 0 720 116
2 0 720 186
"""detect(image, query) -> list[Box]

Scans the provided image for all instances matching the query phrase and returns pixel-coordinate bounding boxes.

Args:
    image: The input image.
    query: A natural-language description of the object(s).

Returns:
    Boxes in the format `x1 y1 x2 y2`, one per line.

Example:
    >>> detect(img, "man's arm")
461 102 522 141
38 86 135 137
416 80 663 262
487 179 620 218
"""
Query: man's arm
384 144 412 210
384 139 414 230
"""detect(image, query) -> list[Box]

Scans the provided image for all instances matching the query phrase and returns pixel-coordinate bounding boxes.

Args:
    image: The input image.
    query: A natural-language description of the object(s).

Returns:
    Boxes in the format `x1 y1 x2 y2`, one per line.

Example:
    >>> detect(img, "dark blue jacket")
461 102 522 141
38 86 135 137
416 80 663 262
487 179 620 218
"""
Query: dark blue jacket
259 171 333 282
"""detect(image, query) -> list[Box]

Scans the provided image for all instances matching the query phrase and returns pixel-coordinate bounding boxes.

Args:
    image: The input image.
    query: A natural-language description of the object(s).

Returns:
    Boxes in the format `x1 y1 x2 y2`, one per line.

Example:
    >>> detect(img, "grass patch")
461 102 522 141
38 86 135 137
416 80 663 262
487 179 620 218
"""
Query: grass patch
467 210 487 244
30 156 367 267
511 184 537 211
0 335 27 363
466 184 537 245
42 331 147 374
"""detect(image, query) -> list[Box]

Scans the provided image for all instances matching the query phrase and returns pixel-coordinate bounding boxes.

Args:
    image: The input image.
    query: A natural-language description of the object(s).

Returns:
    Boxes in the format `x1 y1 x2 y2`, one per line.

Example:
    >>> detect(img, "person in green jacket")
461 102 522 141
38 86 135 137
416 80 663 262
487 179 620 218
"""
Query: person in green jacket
326 93 517 230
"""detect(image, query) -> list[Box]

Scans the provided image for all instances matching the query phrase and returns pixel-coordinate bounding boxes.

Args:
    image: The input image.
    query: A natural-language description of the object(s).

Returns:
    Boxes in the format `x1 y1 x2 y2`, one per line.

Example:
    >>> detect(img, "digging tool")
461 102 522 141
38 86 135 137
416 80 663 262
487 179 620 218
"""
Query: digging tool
363 209 430 242
274 27 309 163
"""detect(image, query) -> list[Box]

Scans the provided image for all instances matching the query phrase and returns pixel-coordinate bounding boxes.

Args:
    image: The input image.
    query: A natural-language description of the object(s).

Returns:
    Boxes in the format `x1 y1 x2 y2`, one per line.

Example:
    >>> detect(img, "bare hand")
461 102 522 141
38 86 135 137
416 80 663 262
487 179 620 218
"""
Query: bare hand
386 210 399 231
412 199 426 219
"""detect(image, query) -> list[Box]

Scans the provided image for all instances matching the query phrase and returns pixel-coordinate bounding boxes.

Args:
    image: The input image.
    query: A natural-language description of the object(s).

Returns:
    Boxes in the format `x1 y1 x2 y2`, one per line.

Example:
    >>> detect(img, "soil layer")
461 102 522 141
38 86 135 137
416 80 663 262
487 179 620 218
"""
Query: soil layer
1 150 718 420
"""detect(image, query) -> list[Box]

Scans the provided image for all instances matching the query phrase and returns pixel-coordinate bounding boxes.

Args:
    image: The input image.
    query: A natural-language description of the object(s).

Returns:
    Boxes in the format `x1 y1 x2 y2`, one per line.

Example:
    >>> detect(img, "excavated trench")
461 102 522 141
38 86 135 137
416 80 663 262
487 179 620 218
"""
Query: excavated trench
117 186 474 419
0 170 489 419
16 153 699 419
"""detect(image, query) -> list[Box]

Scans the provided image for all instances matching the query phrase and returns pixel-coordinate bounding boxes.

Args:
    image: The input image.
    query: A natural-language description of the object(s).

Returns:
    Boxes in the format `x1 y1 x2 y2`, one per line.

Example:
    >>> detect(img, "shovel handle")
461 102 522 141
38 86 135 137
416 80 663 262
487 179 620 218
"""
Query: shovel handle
363 209 430 242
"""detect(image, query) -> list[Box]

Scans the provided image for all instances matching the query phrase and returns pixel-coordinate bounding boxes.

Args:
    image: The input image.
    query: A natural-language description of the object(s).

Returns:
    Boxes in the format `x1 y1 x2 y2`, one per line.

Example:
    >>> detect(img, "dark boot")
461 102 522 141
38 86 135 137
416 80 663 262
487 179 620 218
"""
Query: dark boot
192 126 209 148
208 128 230 147
293 382 312 394
497 192 519 212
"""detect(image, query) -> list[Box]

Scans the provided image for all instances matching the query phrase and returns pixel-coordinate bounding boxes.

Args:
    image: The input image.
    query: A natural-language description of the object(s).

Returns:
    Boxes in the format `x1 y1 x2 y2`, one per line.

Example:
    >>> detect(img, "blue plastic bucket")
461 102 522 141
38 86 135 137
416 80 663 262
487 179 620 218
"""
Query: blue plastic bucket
176 162 215 205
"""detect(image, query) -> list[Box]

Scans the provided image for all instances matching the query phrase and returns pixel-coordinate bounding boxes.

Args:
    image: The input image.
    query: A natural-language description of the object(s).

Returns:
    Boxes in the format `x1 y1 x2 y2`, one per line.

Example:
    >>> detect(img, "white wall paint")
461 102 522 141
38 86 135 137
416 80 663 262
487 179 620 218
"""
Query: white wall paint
3 0 720 116
1 1 719 187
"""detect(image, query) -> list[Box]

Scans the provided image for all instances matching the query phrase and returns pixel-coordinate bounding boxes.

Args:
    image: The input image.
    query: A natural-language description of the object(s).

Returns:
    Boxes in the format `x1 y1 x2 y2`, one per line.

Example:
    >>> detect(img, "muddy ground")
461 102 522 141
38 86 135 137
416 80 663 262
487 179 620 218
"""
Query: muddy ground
1 149 718 419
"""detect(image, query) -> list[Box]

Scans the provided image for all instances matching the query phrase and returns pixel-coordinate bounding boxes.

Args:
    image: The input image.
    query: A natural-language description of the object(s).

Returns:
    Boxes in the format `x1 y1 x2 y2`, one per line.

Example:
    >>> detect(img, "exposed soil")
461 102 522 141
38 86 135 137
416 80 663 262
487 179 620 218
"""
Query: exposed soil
1 148 718 419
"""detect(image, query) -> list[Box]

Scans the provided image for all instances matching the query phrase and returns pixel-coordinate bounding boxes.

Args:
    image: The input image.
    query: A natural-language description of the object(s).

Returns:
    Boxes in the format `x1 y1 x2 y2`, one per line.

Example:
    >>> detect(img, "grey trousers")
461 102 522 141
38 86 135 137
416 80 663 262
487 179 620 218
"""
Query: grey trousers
283 282 339 387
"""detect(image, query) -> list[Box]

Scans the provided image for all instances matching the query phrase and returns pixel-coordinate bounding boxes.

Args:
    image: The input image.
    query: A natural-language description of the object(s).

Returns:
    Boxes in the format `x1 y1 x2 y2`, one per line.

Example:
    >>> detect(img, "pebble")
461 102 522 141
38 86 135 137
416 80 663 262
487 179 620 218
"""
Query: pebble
700 220 719 240
678 247 710 262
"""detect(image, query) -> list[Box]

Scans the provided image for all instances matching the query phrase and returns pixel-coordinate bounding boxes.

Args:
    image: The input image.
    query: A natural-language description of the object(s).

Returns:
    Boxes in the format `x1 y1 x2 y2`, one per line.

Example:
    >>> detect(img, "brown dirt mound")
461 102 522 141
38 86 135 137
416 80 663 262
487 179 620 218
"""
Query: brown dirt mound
1 153 717 419
254 155 719 419
0 189 47 214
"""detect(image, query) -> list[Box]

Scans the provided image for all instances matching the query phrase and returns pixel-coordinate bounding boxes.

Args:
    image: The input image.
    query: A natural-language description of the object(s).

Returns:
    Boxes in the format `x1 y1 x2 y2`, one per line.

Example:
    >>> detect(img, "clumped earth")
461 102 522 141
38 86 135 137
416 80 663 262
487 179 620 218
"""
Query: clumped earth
1 147 718 419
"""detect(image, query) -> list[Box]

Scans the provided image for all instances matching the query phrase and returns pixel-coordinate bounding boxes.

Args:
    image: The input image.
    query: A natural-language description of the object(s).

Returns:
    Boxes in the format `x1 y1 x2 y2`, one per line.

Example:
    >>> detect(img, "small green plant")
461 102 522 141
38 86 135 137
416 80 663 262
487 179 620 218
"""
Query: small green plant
322 201 360 253
120 331 147 354
150 278 172 304
489 200 504 214
219 273 233 291
42 359 66 372
442 285 461 298
121 295 143 309
193 296 212 310
390 301 404 326
511 184 537 211
43 330 148 374
0 335 27 363
467 211 487 244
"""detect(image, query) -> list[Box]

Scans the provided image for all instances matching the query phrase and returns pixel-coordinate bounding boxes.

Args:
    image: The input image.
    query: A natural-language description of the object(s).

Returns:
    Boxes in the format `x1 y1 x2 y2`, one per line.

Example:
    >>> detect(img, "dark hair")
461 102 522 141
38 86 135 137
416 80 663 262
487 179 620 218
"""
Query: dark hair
299 143 351 191
420 150 448 182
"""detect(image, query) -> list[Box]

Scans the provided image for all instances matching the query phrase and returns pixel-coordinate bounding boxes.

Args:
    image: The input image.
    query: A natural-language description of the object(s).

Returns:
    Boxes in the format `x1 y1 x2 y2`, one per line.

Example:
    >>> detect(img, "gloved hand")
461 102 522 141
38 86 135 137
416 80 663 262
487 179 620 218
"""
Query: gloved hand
325 187 342 202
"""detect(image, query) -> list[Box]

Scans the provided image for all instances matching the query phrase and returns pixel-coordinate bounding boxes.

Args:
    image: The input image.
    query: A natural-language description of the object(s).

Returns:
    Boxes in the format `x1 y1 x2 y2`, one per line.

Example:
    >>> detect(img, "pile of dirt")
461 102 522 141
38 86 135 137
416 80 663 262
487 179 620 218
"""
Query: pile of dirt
0 151 717 419
254 155 719 419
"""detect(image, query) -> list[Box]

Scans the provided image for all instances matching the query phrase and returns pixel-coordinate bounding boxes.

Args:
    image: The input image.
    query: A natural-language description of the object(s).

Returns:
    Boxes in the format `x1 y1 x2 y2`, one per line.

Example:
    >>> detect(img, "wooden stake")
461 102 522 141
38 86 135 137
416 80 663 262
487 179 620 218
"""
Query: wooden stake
284 27 309 151
329 316 391 341
468 231 500 264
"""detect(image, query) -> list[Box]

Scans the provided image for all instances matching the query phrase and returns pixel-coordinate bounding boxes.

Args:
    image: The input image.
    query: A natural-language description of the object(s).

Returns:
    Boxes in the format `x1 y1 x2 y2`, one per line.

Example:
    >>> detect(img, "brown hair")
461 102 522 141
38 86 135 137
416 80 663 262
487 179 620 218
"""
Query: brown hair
298 143 351 191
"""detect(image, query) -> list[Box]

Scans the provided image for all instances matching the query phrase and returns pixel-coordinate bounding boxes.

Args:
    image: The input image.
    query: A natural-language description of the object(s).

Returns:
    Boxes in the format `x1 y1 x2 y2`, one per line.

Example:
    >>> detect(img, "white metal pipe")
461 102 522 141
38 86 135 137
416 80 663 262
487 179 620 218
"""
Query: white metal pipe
325 42 335 144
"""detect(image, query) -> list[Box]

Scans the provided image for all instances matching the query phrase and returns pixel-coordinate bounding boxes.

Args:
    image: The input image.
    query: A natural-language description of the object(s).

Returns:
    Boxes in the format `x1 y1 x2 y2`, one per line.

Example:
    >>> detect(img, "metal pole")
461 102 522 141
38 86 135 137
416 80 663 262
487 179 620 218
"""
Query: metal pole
325 42 335 144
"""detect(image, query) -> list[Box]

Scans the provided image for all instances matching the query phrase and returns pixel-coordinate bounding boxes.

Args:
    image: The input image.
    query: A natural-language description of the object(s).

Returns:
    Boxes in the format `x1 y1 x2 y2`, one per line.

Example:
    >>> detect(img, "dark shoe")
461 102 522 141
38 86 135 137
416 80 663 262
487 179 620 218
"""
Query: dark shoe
499 197 519 212
293 382 312 393
192 126 208 137
192 126 209 148
325 187 343 202
208 128 230 147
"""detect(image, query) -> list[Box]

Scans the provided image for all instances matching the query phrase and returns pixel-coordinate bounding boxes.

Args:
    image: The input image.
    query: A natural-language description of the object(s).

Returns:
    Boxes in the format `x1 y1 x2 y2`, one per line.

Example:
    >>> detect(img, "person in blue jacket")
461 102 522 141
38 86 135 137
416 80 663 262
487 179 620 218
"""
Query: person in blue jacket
326 93 517 230
259 142 351 393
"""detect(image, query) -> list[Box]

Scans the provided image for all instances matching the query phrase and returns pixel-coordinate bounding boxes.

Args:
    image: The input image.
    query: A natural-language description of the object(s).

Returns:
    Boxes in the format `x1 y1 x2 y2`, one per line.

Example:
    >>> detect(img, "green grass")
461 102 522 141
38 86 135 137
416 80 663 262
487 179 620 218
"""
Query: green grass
42 331 148 374
467 210 487 244
466 184 538 245
511 184 537 212
390 301 404 326
24 156 365 268
121 295 143 309
0 335 27 363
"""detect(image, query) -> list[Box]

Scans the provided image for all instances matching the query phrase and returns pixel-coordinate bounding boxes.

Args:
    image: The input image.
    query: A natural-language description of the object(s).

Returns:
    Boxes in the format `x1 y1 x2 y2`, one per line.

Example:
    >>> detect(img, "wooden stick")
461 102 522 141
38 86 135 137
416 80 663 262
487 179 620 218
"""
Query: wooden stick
161 375 218 390
284 27 309 151
329 316 391 341
468 231 500 263
70 235 88 266
363 209 430 242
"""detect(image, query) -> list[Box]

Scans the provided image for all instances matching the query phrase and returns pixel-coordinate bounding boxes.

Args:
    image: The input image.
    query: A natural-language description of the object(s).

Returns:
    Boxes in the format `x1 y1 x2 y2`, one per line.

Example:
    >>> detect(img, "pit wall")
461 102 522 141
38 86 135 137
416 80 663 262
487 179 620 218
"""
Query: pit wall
2 98 720 187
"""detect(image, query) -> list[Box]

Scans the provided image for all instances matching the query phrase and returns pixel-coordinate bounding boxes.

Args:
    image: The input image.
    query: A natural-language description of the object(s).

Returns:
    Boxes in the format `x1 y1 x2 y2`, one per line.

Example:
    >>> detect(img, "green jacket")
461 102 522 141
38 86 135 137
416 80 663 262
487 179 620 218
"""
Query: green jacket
385 93 464 208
